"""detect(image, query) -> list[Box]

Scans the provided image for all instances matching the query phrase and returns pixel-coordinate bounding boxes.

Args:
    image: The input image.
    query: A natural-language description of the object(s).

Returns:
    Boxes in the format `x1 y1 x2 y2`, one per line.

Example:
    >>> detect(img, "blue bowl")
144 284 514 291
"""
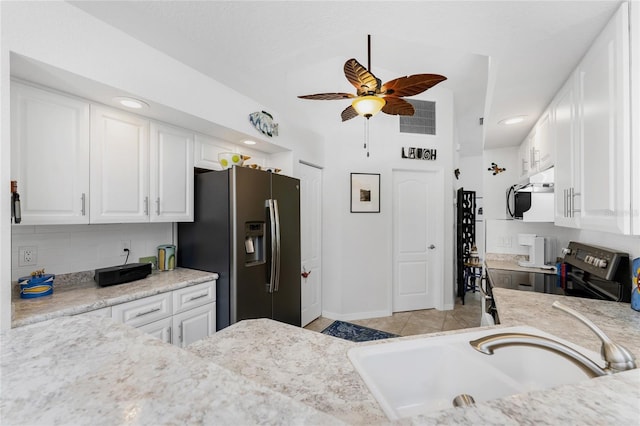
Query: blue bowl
19 274 55 299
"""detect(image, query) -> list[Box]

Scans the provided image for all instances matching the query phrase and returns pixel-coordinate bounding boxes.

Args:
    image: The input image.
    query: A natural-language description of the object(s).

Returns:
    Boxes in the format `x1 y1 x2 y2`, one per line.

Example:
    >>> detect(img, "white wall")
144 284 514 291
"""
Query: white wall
0 1 325 330
11 224 173 281
321 85 456 320
457 154 485 258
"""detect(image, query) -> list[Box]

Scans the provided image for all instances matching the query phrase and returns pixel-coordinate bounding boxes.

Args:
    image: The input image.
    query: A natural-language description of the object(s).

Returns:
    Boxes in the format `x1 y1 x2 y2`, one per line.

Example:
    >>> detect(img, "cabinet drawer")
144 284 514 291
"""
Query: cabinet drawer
112 292 172 327
173 281 216 314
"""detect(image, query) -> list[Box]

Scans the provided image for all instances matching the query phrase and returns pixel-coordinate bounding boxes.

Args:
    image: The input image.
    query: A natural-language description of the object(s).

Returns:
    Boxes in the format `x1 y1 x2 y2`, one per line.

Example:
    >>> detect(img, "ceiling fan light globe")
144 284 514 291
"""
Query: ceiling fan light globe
352 95 386 118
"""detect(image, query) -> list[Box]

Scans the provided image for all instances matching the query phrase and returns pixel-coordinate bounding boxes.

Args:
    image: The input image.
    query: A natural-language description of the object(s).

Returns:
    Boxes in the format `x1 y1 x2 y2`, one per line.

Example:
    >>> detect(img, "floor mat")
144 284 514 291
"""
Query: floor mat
321 320 399 342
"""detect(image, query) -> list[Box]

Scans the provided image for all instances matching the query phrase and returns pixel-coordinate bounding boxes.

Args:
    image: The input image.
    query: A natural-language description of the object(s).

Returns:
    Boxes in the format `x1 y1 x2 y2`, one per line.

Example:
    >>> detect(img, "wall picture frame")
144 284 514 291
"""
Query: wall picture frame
350 173 380 213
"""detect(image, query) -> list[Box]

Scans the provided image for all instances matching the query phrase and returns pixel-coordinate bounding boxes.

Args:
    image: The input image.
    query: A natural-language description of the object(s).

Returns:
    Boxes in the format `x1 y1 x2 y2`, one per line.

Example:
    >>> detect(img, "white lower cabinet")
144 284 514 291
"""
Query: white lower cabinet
138 316 173 344
172 302 216 348
110 280 216 346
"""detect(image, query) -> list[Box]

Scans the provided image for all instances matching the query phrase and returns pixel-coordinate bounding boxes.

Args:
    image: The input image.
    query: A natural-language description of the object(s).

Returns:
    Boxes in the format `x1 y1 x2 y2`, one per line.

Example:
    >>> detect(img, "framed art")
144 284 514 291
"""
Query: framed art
350 173 380 213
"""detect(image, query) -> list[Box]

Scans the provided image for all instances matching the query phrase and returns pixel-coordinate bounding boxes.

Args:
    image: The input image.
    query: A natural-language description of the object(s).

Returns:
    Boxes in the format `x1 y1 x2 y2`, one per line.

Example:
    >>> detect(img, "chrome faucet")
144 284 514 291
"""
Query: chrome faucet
551 301 636 373
469 301 636 377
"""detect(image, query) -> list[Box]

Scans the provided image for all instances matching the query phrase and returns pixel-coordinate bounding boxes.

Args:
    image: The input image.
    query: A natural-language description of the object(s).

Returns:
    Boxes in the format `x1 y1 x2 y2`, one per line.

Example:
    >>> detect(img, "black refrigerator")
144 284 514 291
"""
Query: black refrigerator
178 166 301 330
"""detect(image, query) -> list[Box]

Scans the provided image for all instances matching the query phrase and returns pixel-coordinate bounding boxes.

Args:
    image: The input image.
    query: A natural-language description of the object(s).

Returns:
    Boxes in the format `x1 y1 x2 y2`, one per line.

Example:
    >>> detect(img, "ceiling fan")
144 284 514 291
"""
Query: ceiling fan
298 35 447 121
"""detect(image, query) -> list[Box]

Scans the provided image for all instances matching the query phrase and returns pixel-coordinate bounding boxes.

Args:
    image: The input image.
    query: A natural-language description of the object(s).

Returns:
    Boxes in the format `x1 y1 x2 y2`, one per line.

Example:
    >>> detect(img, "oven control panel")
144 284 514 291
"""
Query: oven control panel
562 241 627 281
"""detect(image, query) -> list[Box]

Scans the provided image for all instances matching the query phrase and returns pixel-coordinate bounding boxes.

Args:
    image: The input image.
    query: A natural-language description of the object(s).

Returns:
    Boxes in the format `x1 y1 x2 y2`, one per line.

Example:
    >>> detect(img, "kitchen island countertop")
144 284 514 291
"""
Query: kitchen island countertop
2 289 639 424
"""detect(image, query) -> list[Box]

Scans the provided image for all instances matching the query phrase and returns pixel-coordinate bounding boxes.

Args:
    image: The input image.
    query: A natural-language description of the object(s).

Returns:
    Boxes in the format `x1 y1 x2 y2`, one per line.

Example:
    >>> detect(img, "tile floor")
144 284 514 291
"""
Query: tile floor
304 291 483 337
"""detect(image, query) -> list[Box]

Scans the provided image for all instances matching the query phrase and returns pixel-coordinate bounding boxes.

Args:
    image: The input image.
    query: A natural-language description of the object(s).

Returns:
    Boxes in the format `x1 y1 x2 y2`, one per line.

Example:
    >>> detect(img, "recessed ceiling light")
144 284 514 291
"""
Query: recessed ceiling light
113 96 149 109
498 115 526 125
243 140 257 145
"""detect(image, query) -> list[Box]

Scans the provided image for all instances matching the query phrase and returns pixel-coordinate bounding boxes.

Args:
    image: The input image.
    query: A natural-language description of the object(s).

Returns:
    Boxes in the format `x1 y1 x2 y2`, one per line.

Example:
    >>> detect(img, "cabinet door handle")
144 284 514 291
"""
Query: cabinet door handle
188 293 208 302
156 197 160 216
569 187 575 217
135 306 161 317
144 196 149 216
168 326 172 344
570 188 581 216
179 323 183 344
81 193 86 216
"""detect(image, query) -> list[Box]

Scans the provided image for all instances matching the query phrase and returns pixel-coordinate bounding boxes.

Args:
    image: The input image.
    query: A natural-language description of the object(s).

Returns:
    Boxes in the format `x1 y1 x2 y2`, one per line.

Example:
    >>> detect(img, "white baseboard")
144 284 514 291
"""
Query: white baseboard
321 309 392 322
440 302 454 311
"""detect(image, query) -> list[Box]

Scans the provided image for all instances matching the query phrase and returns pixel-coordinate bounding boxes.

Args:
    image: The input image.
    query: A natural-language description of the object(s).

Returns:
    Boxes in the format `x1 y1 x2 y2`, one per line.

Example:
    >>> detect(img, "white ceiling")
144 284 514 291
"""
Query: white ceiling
68 0 622 156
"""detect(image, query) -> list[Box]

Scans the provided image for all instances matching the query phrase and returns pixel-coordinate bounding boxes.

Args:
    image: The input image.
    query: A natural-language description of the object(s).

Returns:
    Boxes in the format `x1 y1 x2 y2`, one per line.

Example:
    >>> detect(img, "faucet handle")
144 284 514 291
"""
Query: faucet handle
552 301 636 372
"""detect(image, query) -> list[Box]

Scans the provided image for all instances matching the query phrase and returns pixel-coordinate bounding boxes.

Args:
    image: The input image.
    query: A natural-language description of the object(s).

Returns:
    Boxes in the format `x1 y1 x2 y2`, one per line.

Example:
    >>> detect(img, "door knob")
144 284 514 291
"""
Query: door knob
429 244 436 249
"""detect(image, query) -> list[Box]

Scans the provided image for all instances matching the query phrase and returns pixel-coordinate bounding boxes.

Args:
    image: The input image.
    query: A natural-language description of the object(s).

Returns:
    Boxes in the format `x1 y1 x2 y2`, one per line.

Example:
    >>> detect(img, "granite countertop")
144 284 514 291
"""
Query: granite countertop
187 295 640 425
2 288 639 424
11 268 218 328
187 318 388 425
492 287 640 357
485 258 557 275
0 316 339 425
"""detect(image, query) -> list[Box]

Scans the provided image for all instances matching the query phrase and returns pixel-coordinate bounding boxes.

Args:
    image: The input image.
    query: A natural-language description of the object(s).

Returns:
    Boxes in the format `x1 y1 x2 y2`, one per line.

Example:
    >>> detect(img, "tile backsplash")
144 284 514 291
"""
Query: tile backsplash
11 223 173 280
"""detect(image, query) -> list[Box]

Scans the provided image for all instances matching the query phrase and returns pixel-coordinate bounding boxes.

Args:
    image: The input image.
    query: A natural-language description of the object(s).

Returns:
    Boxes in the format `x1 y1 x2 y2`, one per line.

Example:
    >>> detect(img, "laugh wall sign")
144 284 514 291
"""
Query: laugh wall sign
401 147 437 161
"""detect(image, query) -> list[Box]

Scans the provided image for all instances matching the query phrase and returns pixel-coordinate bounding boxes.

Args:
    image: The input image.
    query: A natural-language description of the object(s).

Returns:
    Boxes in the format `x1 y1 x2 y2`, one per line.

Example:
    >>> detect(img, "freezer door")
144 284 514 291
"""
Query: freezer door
271 173 302 326
232 166 273 322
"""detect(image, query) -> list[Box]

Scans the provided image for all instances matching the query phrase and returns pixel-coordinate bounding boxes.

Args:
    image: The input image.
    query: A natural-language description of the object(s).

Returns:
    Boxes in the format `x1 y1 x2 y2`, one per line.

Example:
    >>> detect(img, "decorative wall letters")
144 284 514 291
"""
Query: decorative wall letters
401 147 437 161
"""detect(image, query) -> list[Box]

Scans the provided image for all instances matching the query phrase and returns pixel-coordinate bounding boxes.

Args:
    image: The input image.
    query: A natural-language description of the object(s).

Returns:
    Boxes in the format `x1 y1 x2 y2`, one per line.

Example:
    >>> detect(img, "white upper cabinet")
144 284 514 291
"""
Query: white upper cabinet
552 3 632 234
518 109 553 180
150 123 194 222
194 133 269 171
632 1 640 235
90 106 194 223
576 2 631 234
11 82 90 225
517 134 531 180
90 106 150 223
532 111 553 172
194 134 235 170
553 73 581 228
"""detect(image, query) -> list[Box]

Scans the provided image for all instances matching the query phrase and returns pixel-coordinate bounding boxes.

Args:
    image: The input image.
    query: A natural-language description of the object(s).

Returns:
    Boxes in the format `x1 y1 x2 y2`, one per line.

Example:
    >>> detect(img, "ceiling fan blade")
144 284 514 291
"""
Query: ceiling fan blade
341 105 359 122
344 58 380 95
298 92 356 100
381 74 447 97
382 97 415 116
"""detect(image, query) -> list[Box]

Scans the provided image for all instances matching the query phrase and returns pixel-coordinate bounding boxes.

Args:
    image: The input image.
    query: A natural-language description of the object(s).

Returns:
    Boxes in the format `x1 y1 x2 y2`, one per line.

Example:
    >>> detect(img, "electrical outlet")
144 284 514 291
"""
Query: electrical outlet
504 236 512 248
120 240 131 256
19 246 38 266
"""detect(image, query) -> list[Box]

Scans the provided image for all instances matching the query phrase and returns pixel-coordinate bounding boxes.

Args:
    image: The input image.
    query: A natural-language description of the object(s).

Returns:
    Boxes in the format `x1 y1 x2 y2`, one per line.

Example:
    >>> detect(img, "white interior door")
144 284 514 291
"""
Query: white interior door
299 162 322 326
392 170 441 312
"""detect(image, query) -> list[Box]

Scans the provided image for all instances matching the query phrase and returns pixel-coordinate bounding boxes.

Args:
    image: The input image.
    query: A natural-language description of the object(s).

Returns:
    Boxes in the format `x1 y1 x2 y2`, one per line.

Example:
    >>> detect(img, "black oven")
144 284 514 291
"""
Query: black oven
485 241 631 324
559 242 631 302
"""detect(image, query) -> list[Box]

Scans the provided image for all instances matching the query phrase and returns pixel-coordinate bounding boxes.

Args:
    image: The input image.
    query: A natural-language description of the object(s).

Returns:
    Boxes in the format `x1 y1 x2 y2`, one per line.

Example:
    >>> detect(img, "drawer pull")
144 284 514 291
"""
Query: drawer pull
188 293 208 302
135 307 161 317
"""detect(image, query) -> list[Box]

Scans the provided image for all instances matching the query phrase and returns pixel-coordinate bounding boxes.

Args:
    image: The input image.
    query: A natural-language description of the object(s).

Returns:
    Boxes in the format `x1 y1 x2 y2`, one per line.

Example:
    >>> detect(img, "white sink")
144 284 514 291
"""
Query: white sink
348 326 603 420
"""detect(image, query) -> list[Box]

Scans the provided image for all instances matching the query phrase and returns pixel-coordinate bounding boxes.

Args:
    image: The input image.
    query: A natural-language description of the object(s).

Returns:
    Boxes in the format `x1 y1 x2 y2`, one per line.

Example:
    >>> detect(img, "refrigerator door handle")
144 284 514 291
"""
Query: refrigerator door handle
267 199 277 293
273 199 281 292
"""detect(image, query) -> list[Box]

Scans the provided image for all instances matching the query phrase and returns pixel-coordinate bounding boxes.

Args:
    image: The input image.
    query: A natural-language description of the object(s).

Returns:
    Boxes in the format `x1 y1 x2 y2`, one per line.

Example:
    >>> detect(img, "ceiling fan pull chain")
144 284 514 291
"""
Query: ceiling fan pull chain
365 119 370 157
